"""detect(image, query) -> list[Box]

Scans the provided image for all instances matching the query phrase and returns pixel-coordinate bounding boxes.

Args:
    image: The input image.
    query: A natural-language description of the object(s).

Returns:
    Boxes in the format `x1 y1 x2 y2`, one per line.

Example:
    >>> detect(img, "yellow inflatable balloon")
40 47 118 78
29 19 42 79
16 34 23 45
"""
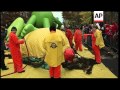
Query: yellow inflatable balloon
20 28 70 58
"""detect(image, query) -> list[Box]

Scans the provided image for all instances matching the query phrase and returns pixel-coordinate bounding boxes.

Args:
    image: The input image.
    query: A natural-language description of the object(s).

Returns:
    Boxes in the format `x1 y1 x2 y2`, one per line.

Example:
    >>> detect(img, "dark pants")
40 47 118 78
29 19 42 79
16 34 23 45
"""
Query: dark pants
0 50 6 68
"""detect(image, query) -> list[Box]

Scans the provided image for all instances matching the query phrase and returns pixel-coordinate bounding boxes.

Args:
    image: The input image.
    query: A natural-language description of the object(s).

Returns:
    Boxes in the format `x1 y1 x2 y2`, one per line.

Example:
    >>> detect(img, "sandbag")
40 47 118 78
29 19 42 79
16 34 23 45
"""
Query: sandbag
22 57 43 67
22 56 49 69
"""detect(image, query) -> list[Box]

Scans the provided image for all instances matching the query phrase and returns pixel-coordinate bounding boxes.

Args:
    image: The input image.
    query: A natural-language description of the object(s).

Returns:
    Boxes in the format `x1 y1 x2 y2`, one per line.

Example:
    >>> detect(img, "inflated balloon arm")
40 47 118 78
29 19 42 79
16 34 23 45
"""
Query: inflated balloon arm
19 24 38 39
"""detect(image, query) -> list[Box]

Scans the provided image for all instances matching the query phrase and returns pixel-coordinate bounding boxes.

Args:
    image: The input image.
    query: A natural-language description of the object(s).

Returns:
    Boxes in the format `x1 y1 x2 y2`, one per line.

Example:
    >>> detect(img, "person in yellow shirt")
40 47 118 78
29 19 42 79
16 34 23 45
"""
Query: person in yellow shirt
42 23 69 78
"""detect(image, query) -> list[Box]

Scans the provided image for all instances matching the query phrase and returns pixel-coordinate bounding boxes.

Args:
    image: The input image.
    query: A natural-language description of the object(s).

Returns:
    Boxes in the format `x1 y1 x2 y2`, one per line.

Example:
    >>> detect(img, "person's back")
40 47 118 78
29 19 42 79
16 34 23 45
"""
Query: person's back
74 27 83 51
66 29 73 38
43 32 65 67
66 28 73 47
74 29 82 42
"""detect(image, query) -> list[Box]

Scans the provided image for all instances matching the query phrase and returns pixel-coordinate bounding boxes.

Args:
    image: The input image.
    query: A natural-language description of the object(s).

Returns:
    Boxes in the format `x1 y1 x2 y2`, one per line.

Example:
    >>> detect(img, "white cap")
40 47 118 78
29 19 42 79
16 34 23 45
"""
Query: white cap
96 23 100 29
60 25 65 30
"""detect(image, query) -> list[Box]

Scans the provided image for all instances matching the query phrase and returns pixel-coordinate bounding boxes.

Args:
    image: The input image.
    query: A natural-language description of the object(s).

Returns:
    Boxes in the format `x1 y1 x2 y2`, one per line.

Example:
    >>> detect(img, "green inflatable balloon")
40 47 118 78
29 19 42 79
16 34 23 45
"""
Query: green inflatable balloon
20 24 38 38
6 11 62 40
30 12 62 28
6 17 25 40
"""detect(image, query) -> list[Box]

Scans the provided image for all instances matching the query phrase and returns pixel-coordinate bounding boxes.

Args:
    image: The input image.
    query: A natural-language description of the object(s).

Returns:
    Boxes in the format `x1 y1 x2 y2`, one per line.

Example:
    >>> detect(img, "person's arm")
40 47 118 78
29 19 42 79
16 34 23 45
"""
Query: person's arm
42 38 47 58
62 36 66 47
61 33 70 53
80 31 82 39
83 34 92 40
70 31 73 40
42 38 46 50
74 31 76 42
11 34 24 44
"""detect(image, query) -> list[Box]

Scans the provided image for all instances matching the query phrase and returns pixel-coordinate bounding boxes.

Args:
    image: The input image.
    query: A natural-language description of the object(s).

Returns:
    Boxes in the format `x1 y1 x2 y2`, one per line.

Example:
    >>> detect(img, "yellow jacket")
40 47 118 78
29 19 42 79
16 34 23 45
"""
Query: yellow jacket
94 29 105 48
43 30 70 67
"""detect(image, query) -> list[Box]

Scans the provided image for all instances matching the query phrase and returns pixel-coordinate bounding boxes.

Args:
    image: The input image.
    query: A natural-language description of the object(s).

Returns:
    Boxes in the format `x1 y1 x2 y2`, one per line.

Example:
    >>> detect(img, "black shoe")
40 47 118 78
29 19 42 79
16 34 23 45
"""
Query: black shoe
2 67 9 70
86 70 92 74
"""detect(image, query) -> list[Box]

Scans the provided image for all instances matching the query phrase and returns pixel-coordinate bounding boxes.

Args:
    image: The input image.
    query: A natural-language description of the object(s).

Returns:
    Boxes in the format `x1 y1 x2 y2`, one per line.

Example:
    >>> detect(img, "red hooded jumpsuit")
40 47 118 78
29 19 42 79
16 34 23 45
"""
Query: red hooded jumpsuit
66 29 73 48
74 29 82 51
83 32 101 63
9 32 24 72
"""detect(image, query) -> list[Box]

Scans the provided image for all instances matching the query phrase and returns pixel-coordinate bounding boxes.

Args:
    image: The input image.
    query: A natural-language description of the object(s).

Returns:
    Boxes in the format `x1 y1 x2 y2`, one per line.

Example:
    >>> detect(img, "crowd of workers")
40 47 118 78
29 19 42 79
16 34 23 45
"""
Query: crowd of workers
1 21 118 78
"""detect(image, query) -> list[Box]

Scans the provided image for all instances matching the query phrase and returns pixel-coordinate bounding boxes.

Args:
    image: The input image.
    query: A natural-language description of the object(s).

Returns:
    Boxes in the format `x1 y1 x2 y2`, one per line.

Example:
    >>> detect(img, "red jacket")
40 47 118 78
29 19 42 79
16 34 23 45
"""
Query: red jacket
9 32 24 54
9 32 24 55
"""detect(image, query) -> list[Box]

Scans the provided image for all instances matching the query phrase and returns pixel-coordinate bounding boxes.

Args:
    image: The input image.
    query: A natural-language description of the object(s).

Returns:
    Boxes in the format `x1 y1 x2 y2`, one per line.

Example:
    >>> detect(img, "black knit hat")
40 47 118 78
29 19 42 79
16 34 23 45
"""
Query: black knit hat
50 22 56 31
11 27 17 31
75 25 79 29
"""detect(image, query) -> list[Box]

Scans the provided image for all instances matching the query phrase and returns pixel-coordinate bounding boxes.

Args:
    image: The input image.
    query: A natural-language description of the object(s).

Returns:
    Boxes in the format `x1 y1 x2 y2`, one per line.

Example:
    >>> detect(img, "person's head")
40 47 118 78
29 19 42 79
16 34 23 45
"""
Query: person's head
1 26 5 32
92 25 98 32
64 48 75 62
11 27 17 34
79 25 83 30
50 22 56 32
66 26 70 29
60 25 65 31
75 26 79 30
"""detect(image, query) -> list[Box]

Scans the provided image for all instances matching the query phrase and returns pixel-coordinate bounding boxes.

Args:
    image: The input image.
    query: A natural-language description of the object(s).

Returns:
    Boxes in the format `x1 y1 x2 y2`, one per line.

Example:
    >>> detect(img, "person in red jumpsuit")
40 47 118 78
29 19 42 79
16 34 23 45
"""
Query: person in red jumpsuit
74 27 83 51
83 25 105 64
84 33 101 64
92 25 105 64
65 27 73 48
62 48 75 69
111 22 118 35
8 27 25 73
